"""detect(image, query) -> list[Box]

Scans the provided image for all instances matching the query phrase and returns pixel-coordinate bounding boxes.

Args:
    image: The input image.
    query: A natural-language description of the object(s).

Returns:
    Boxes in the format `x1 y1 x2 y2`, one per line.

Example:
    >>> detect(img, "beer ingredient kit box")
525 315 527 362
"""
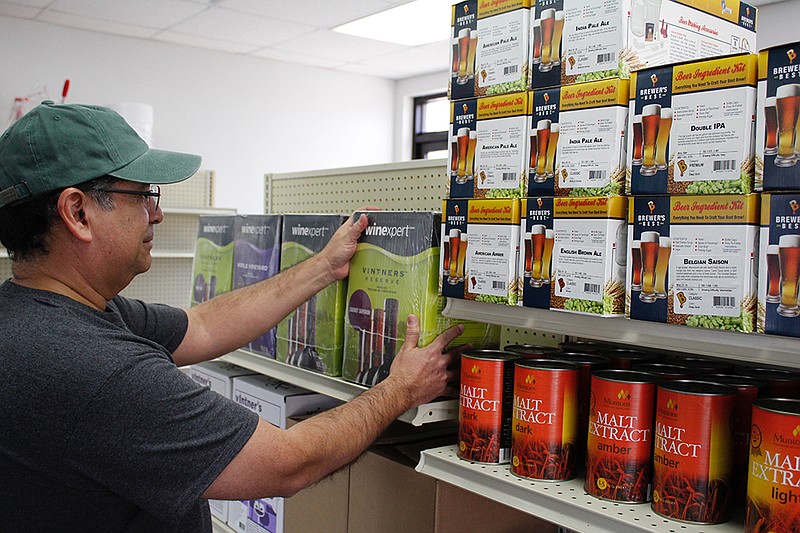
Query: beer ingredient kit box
233 215 282 358
757 193 800 338
441 199 521 306
529 0 632 90
626 194 759 332
518 197 554 309
342 211 499 386
755 42 800 192
448 92 529 199
626 53 757 196
277 214 348 376
626 0 756 72
528 79 629 197
448 0 530 101
228 375 341 533
551 196 627 316
191 215 235 306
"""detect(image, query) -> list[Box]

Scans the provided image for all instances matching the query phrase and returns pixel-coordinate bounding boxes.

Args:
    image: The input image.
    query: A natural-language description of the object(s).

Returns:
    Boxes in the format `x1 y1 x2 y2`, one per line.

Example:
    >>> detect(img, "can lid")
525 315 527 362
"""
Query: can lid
598 348 662 363
516 359 581 371
754 397 800 415
593 368 661 384
737 367 800 382
504 344 560 355
704 373 768 390
672 357 736 373
462 349 520 362
632 363 694 378
551 352 610 366
658 379 738 396
558 341 609 353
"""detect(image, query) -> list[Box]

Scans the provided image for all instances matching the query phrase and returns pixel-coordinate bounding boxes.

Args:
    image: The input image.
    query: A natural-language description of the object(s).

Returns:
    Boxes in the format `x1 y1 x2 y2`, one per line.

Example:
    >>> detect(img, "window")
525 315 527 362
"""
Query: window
412 92 449 160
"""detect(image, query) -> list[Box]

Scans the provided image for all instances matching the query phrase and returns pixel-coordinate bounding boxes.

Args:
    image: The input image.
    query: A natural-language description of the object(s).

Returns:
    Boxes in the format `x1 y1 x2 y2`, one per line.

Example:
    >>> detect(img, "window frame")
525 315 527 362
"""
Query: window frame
412 92 449 160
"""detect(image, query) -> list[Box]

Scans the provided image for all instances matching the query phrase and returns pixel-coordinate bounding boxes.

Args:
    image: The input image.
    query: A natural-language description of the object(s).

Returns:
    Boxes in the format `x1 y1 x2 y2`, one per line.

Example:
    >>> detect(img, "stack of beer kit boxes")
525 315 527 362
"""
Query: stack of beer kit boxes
756 41 800 339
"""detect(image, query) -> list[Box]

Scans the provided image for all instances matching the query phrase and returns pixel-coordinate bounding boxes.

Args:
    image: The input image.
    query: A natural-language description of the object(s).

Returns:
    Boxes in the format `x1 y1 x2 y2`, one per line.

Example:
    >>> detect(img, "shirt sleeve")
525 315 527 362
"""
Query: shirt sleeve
62 349 259 525
109 296 189 354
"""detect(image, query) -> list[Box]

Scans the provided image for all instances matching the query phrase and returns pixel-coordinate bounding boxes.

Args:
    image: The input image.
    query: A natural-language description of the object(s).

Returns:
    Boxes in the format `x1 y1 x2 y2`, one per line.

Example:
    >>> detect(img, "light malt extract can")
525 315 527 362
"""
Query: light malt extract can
511 360 580 481
652 380 736 524
585 369 659 503
745 398 800 533
458 351 519 464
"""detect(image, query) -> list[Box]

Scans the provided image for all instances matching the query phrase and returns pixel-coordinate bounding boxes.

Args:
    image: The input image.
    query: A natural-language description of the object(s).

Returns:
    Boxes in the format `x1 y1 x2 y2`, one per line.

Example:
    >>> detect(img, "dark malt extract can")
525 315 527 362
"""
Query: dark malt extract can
745 398 800 533
511 360 580 481
458 351 519 464
585 369 659 503
652 380 736 524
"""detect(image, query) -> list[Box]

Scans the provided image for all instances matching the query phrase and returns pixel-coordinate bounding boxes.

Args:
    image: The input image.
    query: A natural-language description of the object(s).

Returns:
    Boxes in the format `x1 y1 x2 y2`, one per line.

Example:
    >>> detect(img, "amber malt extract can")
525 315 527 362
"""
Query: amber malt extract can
458 351 519 464
652 380 736 524
511 360 580 481
585 369 659 503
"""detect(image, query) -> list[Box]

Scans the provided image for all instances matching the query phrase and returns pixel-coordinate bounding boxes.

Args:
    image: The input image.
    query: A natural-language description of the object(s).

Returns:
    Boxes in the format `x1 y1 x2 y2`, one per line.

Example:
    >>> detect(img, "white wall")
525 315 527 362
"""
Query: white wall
755 0 800 50
392 71 447 161
0 17 395 214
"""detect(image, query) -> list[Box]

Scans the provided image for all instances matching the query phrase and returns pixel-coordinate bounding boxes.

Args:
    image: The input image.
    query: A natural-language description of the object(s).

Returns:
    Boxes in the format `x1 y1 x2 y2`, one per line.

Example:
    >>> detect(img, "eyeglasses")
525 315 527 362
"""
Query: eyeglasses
95 185 161 212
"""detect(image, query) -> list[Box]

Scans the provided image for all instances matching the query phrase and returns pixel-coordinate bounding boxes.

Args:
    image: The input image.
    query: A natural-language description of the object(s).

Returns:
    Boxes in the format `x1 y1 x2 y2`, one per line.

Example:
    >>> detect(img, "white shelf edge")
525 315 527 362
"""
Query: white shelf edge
417 445 742 533
151 251 195 258
220 349 456 426
444 299 800 368
211 516 236 533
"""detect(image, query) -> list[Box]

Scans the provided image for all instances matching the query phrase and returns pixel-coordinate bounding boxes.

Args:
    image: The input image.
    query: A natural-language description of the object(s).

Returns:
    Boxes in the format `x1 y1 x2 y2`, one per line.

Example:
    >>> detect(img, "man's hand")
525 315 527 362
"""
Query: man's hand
317 211 372 282
384 315 468 409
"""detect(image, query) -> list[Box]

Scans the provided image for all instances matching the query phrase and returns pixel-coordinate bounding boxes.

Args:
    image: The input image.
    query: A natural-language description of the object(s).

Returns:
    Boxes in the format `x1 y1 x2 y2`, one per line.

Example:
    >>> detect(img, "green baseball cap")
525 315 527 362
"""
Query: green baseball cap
0 101 202 208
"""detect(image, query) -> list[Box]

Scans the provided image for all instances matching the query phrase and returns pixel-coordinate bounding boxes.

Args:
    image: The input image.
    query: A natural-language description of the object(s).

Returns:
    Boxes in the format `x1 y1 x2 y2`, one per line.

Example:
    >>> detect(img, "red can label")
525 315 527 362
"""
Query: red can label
652 384 735 524
745 402 800 533
585 374 656 502
458 354 515 463
510 363 579 481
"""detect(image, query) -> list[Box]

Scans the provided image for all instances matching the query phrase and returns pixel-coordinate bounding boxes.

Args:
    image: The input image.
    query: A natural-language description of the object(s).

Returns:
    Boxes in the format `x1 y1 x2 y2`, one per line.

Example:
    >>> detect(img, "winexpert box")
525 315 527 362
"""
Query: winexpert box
191 215 235 306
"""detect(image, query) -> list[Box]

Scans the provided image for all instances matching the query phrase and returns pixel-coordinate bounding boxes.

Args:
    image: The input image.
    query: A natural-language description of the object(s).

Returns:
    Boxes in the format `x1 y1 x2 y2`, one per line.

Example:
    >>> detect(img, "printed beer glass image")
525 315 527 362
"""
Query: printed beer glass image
448 228 461 285
778 234 800 317
531 225 546 287
545 123 559 178
456 233 469 282
639 231 660 303
457 28 470 85
466 30 478 80
640 104 661 177
523 232 533 279
529 130 538 171
539 9 555 73
654 236 671 299
630 240 643 291
775 83 800 167
551 11 564 67
466 130 478 180
766 244 781 303
535 119 551 182
763 96 778 156
450 139 459 176
632 115 644 165
532 19 541 65
542 229 554 285
654 108 672 171
456 127 470 184
442 235 451 277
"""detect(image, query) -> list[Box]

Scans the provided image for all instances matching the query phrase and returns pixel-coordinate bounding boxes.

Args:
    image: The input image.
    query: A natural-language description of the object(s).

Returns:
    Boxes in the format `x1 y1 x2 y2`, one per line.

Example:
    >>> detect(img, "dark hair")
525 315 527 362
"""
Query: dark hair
0 176 118 261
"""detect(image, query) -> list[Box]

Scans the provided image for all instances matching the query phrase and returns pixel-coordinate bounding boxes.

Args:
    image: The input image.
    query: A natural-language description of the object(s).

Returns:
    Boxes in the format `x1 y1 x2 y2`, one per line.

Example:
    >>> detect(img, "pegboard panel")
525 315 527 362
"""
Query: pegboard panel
501 326 563 348
265 159 449 214
121 257 193 309
160 169 215 209
156 208 235 254
0 255 11 281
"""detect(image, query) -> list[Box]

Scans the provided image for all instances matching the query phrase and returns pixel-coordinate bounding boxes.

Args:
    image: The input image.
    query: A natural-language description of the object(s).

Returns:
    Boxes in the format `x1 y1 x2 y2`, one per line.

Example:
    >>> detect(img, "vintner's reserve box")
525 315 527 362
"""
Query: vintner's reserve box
626 53 758 196
191 215 235 306
626 194 759 332
441 198 521 306
233 215 282 358
277 214 348 376
448 92 529 199
342 211 500 386
755 41 800 192
527 78 629 197
757 193 800 338
550 196 628 317
448 0 530 101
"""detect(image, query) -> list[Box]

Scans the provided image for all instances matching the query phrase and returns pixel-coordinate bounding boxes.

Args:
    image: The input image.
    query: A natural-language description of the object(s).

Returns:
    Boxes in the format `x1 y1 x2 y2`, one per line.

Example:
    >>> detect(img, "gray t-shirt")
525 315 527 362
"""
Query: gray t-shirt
0 281 259 531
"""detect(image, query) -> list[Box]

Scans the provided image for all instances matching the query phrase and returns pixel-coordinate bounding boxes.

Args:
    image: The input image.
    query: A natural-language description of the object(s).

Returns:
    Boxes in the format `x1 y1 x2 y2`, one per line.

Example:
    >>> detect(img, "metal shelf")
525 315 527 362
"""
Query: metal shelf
444 299 800 369
220 349 457 426
417 445 742 533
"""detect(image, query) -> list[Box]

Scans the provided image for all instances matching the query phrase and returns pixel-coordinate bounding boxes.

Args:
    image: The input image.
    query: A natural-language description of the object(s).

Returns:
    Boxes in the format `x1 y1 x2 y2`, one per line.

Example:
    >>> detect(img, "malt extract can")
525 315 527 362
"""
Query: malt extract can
458 351 519 464
598 347 662 370
652 380 736 524
745 398 800 533
511 360 580 481
585 369 659 503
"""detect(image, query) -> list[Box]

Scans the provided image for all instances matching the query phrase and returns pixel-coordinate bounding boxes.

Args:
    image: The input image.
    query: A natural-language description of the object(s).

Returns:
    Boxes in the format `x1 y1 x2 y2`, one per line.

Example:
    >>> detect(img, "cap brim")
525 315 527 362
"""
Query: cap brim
107 148 202 185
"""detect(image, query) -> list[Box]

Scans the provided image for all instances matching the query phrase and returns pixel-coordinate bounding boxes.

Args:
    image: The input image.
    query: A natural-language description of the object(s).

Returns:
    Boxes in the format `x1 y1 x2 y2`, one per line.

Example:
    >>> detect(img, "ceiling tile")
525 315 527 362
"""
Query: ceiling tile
0 2 42 18
37 10 159 38
47 0 206 29
3 0 51 7
271 29 405 62
218 0 396 28
155 30 260 54
251 47 347 70
357 39 448 76
169 6 314 47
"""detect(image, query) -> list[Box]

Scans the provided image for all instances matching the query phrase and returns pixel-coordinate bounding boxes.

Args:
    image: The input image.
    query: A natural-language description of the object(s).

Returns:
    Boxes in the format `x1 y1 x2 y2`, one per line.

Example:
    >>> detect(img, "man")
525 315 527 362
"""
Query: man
0 102 465 531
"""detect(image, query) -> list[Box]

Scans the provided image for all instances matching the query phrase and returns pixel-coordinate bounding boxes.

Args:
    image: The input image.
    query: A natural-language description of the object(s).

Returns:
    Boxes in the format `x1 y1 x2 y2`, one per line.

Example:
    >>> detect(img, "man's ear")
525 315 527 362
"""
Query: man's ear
57 188 93 243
